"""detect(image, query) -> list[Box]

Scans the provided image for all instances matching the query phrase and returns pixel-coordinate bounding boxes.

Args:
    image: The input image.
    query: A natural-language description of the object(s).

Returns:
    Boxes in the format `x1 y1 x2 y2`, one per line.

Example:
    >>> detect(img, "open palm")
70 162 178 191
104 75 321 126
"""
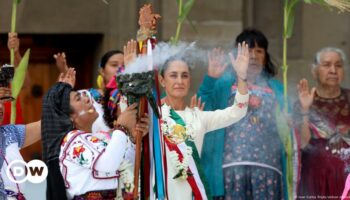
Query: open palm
124 39 137 67
297 79 316 112
229 42 249 80
207 48 228 78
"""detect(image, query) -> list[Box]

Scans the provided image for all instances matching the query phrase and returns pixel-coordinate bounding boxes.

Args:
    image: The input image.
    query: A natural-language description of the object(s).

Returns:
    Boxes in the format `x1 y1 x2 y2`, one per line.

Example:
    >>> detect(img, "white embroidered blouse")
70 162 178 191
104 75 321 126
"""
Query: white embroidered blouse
59 129 135 199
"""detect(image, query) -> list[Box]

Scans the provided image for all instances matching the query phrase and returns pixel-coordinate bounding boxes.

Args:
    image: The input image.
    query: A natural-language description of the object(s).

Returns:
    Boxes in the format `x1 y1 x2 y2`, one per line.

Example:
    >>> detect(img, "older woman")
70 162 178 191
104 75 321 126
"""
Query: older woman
153 42 249 200
41 69 149 200
0 87 41 199
295 47 350 198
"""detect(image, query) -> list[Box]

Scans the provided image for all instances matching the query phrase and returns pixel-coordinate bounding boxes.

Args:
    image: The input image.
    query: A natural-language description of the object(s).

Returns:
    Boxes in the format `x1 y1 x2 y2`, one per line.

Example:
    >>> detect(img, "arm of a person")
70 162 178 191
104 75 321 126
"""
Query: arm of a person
197 74 232 111
14 52 22 67
199 90 249 133
23 121 41 148
7 33 22 67
94 130 135 172
197 75 218 111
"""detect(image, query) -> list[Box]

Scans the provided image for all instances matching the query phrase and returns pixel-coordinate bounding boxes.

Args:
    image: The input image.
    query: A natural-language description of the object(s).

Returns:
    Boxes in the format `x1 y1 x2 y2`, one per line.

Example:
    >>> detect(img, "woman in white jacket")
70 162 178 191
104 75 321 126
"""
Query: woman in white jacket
158 42 250 200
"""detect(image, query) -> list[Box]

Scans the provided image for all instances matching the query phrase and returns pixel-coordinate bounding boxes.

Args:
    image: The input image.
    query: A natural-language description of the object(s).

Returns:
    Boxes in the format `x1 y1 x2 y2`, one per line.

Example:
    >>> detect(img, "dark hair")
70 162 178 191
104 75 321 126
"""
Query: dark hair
99 50 123 69
160 55 192 77
235 28 277 77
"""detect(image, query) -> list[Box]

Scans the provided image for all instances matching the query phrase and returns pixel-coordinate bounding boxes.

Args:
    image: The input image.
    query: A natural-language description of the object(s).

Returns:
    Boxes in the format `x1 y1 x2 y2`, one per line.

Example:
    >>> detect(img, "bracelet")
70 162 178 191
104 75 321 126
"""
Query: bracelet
114 124 135 144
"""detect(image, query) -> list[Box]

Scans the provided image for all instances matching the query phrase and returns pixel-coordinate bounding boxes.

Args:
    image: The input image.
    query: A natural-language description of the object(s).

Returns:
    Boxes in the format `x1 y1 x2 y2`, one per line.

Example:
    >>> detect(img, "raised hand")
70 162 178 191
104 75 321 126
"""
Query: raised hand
8 32 22 67
123 39 137 67
297 79 316 113
58 68 76 88
229 42 249 81
116 103 138 132
190 94 205 111
207 48 228 78
53 52 69 73
8 32 20 53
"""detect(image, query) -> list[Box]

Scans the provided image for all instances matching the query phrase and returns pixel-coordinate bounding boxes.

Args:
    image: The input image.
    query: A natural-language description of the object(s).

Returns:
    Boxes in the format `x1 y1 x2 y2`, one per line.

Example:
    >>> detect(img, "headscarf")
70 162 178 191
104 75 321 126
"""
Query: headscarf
41 82 73 200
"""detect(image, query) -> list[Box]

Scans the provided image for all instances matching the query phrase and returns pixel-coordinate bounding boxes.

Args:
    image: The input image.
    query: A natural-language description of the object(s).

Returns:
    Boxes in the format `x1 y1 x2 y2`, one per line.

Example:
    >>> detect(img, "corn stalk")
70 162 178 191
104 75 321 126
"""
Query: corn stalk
10 0 31 124
170 0 196 45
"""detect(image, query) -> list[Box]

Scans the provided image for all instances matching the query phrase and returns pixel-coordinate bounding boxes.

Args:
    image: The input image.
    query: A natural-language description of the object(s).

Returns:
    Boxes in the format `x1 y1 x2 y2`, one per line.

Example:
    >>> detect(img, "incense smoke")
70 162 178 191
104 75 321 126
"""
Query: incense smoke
123 41 208 74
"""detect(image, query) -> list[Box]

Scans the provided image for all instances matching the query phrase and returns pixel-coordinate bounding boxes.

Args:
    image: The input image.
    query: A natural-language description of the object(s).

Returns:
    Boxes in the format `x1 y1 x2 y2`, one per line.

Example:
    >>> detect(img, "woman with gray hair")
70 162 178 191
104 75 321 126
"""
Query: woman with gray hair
294 47 350 198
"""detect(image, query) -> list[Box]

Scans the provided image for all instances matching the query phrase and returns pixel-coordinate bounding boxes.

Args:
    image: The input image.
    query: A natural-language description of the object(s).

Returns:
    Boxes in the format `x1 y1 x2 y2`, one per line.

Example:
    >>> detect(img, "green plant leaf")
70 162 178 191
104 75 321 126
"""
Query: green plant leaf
12 49 30 98
284 0 300 38
186 17 198 34
15 0 21 4
285 14 295 38
303 0 313 3
178 0 195 23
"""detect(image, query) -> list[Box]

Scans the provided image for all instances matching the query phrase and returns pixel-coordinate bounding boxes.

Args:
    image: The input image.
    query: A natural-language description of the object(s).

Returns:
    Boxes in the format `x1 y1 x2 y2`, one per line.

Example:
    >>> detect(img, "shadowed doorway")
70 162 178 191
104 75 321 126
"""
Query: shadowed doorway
0 33 102 161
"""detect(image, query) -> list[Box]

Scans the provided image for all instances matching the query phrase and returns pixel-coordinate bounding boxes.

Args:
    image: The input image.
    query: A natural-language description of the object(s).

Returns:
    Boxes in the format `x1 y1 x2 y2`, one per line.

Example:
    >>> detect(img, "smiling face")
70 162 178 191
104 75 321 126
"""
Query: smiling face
69 91 98 129
100 53 124 85
313 51 344 87
159 60 191 100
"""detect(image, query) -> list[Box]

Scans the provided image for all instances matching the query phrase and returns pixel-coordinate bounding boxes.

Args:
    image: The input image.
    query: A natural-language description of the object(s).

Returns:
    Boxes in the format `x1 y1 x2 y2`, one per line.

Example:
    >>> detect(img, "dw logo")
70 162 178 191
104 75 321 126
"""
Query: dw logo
6 160 48 184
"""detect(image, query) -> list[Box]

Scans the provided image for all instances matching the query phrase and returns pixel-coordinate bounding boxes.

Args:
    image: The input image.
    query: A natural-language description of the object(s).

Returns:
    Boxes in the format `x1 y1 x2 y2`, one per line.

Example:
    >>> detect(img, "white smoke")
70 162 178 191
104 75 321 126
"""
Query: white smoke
123 41 206 74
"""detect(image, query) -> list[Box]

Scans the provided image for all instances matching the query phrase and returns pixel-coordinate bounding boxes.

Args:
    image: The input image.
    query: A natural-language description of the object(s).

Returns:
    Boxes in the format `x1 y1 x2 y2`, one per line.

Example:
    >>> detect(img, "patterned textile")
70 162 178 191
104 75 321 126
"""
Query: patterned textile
0 125 25 199
73 189 116 200
59 128 135 199
89 88 103 104
296 88 350 199
60 130 120 184
223 83 283 199
224 166 282 200
197 72 287 197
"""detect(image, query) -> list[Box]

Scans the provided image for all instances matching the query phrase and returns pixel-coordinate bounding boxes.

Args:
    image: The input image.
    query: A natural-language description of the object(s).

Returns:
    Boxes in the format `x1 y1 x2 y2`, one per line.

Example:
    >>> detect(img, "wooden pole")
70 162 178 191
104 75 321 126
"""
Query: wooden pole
133 96 147 199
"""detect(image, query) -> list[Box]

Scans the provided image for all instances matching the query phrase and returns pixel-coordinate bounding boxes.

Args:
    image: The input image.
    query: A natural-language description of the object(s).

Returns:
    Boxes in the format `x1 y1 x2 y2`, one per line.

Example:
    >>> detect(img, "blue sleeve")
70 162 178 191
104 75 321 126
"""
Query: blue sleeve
1 125 26 148
197 73 234 111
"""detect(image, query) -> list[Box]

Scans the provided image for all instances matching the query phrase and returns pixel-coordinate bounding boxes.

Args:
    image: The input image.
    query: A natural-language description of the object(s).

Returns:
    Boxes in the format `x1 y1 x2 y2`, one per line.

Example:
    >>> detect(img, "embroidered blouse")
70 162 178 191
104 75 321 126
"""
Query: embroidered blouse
59 129 134 199
0 125 26 198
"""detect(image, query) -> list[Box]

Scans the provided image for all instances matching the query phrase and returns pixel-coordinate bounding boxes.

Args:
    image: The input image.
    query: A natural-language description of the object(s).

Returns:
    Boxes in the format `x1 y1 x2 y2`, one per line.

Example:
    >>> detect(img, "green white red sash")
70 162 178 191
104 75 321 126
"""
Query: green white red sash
161 104 211 200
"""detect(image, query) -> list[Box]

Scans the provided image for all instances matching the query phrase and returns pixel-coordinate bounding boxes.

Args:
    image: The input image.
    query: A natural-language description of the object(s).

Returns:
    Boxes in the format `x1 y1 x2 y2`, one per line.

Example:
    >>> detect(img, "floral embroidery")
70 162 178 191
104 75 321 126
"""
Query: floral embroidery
237 102 248 109
90 136 100 143
249 95 262 109
61 130 79 147
72 145 88 166
61 136 68 147
234 99 248 109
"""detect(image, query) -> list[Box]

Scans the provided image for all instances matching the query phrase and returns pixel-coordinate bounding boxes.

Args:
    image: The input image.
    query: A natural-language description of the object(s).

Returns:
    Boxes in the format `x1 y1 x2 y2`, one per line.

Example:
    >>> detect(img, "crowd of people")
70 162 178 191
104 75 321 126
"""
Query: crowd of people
0 24 349 200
